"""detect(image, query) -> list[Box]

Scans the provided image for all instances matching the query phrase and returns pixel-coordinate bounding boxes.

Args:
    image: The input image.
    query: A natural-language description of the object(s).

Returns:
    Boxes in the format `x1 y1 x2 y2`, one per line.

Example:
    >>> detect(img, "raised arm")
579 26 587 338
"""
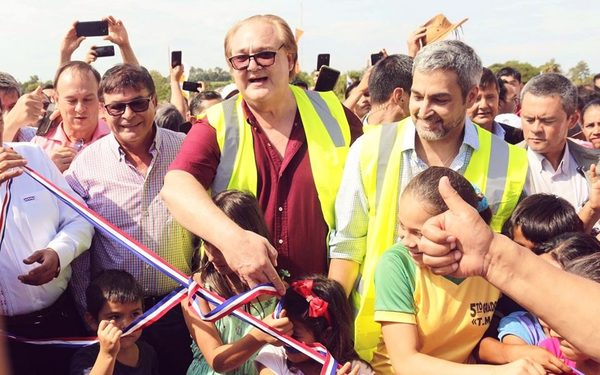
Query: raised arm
59 21 86 66
169 64 188 119
420 176 600 361
103 16 139 66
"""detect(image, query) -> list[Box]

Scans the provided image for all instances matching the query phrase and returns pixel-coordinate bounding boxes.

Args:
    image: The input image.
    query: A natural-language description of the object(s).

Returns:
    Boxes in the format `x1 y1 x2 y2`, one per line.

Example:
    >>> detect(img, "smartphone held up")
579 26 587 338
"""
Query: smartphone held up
75 20 109 37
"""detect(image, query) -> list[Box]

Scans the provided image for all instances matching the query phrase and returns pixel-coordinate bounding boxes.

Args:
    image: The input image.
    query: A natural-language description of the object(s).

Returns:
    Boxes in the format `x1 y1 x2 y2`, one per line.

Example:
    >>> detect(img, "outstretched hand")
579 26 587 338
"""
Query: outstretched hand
60 21 86 59
104 16 130 47
227 230 285 294
419 176 495 277
18 248 60 285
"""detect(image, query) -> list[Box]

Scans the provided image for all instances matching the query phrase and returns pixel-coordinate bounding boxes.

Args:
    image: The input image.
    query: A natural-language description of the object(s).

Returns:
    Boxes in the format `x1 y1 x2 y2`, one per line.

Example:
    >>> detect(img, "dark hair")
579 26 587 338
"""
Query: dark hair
99 64 155 101
496 67 522 83
41 83 54 90
155 104 185 132
54 61 101 93
403 167 492 224
189 90 222 116
564 252 600 284
581 98 600 121
521 73 578 116
86 269 144 321
498 77 507 104
480 67 499 92
503 194 583 246
0 72 21 97
199 190 270 300
344 80 359 99
282 275 360 364
291 78 309 90
535 232 600 262
368 54 413 105
594 73 600 83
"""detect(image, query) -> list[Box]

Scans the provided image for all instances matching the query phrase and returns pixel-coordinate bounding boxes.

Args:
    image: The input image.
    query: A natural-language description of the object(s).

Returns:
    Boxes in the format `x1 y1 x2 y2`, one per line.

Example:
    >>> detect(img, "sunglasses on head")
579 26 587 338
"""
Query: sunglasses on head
228 44 284 70
104 97 152 116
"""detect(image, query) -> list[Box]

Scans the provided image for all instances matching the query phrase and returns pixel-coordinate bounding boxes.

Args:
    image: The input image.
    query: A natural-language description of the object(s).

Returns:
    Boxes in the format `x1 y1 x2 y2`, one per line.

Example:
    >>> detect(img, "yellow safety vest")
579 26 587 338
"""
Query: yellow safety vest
354 118 528 361
205 84 351 237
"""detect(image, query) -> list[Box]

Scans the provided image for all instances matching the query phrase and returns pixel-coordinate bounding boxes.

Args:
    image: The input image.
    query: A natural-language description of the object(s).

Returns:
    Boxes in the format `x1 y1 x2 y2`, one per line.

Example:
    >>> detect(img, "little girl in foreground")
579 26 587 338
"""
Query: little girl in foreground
373 167 544 375
255 275 374 375
181 190 292 375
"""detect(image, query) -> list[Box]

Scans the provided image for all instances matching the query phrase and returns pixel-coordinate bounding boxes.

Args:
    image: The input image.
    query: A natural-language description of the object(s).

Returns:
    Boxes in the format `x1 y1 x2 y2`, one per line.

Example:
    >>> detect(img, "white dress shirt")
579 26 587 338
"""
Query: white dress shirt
0 143 93 316
523 142 589 210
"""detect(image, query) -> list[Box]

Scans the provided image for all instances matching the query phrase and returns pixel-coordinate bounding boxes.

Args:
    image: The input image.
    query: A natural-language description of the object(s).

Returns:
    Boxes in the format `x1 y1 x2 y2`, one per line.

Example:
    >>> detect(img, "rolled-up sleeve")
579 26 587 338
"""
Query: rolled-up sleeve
329 137 369 263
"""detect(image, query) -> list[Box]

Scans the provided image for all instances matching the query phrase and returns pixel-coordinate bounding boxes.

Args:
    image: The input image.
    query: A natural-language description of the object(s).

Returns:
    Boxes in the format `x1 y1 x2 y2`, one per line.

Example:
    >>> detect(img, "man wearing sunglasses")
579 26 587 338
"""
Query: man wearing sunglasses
162 14 362 293
65 64 196 375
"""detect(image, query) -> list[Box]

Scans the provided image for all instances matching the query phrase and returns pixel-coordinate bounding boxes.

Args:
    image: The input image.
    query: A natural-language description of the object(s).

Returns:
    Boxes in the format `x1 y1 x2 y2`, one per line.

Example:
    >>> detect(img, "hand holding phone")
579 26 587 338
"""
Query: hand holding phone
314 66 340 92
171 51 182 68
36 103 57 136
75 20 109 37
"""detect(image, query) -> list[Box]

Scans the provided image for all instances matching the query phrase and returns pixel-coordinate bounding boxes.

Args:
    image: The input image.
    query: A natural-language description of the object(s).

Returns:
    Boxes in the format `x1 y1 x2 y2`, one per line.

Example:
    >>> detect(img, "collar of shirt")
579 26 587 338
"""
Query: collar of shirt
528 141 572 176
46 119 110 146
492 121 507 139
401 116 480 152
108 124 161 162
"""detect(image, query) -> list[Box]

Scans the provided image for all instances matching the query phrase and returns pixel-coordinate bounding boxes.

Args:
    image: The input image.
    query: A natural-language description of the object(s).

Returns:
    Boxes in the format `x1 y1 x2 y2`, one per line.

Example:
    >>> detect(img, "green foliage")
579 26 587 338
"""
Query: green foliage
538 59 562 74
149 70 170 103
21 75 52 94
294 71 314 87
567 61 593 86
188 66 232 82
488 60 540 83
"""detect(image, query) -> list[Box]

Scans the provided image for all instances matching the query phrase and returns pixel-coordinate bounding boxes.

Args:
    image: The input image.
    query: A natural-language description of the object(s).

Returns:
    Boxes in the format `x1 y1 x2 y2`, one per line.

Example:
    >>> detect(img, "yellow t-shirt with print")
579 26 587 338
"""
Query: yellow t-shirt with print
374 244 500 364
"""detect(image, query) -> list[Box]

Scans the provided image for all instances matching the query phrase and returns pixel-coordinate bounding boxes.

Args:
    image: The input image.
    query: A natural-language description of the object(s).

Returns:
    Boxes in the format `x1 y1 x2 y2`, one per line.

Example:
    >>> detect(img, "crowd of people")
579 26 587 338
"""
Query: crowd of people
2 11 600 375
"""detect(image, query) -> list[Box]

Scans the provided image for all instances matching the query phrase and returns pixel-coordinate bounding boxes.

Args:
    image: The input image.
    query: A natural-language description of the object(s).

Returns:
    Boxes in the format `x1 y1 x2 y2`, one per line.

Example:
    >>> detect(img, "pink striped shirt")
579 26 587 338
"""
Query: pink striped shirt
65 127 197 307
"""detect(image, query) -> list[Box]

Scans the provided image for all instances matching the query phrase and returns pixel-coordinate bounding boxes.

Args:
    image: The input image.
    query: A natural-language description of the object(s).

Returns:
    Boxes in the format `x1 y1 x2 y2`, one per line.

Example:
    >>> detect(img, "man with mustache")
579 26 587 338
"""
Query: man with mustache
328 40 529 373
467 67 523 144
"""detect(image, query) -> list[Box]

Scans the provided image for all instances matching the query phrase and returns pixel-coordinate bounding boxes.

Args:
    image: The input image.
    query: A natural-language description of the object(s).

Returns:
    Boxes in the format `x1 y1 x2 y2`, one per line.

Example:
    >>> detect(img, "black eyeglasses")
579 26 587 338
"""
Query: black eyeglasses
104 97 152 116
228 45 284 70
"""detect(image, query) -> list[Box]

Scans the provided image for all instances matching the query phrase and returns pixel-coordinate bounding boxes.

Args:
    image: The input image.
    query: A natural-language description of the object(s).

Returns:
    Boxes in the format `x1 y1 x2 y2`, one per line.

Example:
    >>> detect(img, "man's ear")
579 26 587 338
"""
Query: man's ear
568 111 580 130
98 102 107 121
391 87 405 105
84 312 99 332
465 86 479 108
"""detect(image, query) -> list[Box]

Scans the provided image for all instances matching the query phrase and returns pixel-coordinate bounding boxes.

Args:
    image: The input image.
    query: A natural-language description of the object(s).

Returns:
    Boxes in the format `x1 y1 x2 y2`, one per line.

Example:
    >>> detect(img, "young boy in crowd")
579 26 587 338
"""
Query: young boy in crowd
70 270 159 375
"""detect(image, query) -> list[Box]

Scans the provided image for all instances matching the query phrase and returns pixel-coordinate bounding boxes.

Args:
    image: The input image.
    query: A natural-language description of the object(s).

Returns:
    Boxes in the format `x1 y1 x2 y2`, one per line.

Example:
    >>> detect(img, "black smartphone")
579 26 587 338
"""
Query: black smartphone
314 66 340 92
36 103 56 136
171 51 182 68
371 52 384 66
75 20 109 37
93 45 115 57
317 54 330 71
182 81 201 92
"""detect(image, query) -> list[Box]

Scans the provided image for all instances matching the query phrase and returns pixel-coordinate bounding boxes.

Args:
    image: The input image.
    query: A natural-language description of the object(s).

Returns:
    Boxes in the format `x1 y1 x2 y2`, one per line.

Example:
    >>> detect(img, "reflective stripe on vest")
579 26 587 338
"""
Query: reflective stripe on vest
353 118 528 361
205 85 351 233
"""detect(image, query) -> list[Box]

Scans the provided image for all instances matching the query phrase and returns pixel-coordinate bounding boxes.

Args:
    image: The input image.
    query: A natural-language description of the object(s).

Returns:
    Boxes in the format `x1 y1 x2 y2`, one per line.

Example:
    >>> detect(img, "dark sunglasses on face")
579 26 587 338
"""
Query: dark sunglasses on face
228 44 284 70
104 97 152 116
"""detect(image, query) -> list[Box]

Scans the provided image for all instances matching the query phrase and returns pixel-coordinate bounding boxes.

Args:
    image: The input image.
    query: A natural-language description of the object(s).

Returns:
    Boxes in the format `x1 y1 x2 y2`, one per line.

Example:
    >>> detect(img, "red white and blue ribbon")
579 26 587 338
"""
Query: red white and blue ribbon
17 166 339 374
0 178 13 250
3 286 187 348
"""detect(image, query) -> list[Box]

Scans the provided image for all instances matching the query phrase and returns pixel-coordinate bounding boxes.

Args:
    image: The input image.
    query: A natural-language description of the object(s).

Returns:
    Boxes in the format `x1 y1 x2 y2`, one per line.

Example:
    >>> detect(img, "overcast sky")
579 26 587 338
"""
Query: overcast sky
1 0 599 83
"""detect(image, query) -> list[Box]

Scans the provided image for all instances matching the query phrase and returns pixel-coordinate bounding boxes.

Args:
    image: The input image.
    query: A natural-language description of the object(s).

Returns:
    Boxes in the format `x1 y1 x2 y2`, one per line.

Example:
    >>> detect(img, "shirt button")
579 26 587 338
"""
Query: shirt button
278 239 283 244
278 206 283 212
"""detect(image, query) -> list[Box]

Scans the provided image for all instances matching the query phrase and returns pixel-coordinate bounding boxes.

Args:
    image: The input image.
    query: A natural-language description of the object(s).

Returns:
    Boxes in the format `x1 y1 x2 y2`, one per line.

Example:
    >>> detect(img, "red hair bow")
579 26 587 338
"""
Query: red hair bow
291 280 332 325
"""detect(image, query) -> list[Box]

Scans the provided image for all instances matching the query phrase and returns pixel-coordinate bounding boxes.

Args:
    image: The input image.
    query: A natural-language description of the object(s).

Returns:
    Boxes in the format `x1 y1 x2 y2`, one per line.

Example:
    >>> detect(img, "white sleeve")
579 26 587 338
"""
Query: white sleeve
254 345 290 375
38 148 94 269
329 136 369 263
